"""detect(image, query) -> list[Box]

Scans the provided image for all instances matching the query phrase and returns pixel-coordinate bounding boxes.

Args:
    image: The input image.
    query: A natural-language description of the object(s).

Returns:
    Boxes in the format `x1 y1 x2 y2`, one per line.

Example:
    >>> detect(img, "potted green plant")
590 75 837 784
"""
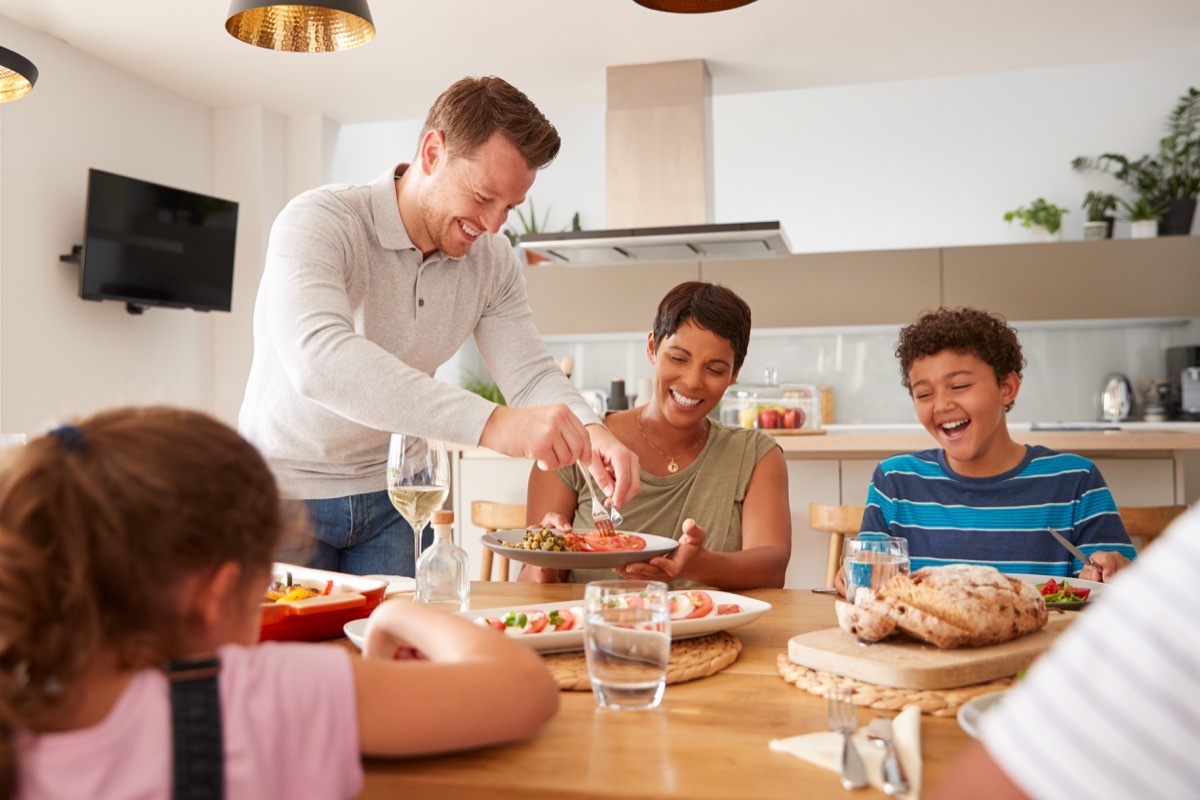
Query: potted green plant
1003 198 1069 241
1073 86 1200 236
502 200 580 265
1081 191 1118 240
1119 196 1167 239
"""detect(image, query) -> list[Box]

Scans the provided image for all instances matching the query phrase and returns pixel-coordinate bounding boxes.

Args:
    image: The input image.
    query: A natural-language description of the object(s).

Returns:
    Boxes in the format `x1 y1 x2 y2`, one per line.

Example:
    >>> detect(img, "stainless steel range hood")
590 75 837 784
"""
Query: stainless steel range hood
519 221 791 265
519 59 792 267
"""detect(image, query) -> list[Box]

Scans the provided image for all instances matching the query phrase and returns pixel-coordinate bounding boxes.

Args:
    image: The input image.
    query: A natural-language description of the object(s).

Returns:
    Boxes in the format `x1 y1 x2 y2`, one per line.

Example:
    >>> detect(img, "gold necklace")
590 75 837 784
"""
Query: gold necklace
636 407 709 473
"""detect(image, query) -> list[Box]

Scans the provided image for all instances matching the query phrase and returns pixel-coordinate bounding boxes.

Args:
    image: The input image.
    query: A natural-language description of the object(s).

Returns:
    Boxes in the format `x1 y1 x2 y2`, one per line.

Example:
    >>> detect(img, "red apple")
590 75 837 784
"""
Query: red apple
758 408 781 429
782 407 805 429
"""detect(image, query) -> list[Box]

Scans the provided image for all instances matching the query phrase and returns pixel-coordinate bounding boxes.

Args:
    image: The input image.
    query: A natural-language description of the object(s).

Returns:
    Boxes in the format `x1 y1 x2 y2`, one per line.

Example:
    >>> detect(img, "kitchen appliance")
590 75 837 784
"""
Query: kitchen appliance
1099 373 1134 422
519 60 792 266
1166 345 1200 421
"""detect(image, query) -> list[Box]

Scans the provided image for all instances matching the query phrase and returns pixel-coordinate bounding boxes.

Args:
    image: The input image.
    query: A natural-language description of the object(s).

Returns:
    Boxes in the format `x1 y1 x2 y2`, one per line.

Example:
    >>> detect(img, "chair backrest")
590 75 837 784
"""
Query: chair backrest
808 503 866 588
1118 504 1188 550
470 500 527 581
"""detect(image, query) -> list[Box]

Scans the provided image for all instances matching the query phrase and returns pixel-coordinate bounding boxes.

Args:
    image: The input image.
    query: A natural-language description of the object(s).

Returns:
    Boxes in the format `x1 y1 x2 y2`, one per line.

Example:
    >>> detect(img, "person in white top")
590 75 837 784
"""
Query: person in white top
238 75 639 575
929 503 1200 800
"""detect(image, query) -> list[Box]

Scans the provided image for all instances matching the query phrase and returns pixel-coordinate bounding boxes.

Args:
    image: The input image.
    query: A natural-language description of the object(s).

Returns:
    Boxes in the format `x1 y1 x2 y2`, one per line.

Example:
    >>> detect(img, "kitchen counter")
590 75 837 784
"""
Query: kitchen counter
765 422 1200 457
458 422 1200 459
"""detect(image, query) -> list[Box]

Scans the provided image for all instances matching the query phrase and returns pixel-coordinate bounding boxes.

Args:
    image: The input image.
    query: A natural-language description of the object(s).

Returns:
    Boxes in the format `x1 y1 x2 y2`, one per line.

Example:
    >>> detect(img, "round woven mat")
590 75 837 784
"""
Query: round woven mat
776 654 1014 716
545 631 742 691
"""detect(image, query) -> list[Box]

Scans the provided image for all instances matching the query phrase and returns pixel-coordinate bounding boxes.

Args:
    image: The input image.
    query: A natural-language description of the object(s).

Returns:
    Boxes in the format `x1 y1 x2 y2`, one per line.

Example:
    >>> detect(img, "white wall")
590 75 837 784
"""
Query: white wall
0 20 220 435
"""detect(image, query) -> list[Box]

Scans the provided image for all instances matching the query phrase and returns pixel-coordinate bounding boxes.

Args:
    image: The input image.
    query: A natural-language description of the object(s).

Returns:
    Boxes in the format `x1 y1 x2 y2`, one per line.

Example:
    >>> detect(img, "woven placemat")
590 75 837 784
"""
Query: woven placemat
545 631 743 691
776 654 1014 716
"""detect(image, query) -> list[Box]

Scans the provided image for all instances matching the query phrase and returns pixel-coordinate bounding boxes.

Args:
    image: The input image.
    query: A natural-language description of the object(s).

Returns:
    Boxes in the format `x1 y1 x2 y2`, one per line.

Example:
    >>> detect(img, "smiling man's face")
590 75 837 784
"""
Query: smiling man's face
412 131 536 259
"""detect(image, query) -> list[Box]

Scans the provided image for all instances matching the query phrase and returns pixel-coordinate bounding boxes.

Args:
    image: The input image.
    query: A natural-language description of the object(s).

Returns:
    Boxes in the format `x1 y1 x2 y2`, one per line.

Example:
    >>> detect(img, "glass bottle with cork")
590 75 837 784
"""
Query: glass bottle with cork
414 509 470 612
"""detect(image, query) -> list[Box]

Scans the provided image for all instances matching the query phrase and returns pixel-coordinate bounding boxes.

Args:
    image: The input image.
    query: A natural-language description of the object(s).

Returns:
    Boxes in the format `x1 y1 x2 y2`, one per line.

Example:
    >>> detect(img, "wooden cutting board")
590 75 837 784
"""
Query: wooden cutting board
787 614 1075 690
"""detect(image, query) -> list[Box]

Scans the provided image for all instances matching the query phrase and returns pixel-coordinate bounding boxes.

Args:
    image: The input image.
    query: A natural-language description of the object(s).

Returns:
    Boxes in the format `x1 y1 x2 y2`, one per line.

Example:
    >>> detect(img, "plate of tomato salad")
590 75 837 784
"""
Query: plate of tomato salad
481 528 680 570
343 589 772 654
1008 573 1106 609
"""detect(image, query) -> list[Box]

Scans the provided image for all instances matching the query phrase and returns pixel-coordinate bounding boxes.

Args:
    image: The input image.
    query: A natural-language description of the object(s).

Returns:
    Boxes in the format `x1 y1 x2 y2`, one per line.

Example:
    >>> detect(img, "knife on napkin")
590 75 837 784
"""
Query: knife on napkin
1045 528 1099 576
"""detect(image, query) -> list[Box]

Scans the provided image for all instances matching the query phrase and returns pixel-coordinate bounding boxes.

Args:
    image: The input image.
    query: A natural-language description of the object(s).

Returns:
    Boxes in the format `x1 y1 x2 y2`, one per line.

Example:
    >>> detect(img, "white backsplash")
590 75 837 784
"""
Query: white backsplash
527 317 1200 425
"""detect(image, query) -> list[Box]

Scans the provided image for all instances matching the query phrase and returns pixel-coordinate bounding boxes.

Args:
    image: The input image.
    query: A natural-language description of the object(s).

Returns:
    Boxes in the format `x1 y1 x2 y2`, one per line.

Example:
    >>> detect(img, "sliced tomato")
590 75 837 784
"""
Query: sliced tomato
481 617 507 632
524 609 548 634
583 530 647 552
717 603 742 616
547 607 576 631
564 532 589 552
622 593 646 609
669 590 715 620
1068 586 1091 600
1039 578 1059 596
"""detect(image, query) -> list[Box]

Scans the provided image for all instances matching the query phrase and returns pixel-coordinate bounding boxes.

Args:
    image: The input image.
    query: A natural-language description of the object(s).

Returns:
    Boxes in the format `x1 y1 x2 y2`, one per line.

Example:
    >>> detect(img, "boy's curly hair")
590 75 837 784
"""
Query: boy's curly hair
896 307 1026 411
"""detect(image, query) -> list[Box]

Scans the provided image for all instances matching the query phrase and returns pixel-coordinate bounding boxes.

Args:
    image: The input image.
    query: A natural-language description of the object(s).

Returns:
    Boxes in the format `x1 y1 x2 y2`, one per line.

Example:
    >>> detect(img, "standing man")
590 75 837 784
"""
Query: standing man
239 76 639 575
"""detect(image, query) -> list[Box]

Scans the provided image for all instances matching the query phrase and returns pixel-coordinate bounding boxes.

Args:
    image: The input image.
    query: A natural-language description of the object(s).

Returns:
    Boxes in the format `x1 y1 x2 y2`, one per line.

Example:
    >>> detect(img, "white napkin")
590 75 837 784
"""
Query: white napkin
769 704 922 798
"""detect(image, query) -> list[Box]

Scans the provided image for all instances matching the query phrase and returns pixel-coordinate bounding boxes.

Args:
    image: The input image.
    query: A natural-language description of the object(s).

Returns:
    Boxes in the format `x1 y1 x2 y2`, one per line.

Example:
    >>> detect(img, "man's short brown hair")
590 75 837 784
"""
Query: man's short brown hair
896 307 1026 409
420 76 560 170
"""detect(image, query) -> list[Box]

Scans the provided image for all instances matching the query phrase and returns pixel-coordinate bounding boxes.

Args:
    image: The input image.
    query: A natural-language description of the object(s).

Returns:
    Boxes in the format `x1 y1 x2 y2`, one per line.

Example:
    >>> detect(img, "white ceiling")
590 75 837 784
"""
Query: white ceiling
3 0 1200 124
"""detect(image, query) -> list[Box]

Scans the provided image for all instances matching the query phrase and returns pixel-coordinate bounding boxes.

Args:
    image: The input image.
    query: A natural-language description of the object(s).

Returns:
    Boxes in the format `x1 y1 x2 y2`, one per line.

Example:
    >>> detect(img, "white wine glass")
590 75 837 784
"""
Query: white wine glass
387 434 450 576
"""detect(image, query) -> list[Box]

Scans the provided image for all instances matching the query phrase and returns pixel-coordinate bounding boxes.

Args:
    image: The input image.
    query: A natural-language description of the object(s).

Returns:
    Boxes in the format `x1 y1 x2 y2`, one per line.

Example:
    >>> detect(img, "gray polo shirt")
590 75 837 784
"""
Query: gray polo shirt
238 164 598 499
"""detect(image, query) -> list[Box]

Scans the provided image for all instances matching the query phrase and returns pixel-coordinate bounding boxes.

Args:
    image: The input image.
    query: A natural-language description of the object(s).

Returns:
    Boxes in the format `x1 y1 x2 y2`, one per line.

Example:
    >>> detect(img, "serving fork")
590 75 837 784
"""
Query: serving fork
827 688 868 790
576 462 623 535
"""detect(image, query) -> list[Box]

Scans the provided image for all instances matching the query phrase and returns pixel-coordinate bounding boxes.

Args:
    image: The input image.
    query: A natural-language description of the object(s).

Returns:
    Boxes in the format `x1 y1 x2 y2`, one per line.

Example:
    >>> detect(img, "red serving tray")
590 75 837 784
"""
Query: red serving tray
260 563 389 642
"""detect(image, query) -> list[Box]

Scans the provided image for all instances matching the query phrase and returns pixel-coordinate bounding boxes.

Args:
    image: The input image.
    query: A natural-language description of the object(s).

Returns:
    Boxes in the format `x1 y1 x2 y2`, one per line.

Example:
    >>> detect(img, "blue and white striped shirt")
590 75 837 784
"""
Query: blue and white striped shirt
860 446 1136 577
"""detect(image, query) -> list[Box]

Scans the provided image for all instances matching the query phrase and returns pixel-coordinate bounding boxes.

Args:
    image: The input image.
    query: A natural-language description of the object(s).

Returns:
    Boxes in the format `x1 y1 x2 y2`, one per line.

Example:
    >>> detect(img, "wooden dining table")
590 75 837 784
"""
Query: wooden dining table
353 581 982 799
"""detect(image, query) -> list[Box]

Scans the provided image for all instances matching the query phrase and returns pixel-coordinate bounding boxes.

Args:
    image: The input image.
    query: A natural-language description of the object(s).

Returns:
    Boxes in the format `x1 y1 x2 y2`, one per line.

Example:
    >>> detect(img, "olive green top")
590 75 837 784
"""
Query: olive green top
556 420 778 585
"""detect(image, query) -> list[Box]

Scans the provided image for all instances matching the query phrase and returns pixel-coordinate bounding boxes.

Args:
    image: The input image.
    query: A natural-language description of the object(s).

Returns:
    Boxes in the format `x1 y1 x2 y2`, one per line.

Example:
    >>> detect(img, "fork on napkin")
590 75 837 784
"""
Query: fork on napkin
769 705 922 798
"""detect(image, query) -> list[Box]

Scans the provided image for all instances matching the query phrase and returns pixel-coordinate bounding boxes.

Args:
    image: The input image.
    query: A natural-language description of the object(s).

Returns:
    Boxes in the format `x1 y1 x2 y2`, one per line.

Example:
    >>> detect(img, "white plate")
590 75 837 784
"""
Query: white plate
957 690 1008 738
363 574 416 595
342 590 772 654
1008 573 1106 609
481 529 680 570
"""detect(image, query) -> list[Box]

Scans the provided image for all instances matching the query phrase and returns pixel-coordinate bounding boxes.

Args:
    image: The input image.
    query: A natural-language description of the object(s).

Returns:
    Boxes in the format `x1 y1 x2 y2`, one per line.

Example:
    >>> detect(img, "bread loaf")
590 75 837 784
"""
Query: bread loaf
836 564 1048 649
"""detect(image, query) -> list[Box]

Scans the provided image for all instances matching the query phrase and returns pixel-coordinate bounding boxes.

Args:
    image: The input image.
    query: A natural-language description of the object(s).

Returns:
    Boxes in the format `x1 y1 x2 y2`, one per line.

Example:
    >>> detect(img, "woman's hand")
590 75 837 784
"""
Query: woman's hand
1079 549 1132 582
533 511 573 532
617 518 707 582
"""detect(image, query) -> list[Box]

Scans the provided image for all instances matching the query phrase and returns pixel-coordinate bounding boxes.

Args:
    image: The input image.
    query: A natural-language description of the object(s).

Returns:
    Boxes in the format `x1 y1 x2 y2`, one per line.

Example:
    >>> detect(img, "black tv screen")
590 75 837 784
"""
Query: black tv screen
79 169 238 312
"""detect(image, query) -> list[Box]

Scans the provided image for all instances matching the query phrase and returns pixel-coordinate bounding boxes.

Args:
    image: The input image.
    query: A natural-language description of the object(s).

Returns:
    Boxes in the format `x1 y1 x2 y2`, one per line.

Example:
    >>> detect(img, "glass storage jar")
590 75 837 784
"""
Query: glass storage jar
718 367 821 431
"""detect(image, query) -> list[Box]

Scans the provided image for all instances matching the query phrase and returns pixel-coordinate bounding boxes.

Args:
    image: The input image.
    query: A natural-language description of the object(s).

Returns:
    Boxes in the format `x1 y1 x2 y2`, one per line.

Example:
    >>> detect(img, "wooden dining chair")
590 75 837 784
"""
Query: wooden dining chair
1118 504 1189 551
471 500 527 581
808 503 866 588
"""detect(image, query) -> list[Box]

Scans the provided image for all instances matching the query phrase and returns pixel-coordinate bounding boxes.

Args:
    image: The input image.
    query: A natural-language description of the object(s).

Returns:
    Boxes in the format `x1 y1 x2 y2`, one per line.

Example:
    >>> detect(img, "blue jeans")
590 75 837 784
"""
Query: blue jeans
279 490 434 576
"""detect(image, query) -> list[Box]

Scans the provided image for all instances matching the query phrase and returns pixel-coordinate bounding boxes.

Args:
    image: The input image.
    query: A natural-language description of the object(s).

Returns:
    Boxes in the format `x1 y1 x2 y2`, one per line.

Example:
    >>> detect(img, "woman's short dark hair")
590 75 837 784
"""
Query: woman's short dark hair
420 76 560 170
896 306 1026 410
652 282 752 372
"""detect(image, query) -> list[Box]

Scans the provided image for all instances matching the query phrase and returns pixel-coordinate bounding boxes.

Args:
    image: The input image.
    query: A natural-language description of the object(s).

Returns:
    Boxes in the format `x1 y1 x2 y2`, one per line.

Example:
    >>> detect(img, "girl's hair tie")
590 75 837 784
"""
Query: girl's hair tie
50 424 86 453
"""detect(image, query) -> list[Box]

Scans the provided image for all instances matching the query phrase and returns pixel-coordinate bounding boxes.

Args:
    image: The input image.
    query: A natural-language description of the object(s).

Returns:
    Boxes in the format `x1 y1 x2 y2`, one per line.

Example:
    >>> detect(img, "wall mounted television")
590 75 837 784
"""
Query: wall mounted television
77 168 239 314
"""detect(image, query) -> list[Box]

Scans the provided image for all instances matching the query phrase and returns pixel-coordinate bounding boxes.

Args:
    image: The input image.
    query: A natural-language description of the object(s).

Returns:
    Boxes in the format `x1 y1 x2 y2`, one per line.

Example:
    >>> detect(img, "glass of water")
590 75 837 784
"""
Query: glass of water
843 536 910 603
583 580 671 711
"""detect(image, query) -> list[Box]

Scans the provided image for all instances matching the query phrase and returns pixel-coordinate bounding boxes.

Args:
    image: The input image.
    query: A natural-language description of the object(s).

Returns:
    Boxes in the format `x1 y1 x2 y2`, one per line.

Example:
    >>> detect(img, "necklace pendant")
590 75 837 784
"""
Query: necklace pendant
667 458 679 473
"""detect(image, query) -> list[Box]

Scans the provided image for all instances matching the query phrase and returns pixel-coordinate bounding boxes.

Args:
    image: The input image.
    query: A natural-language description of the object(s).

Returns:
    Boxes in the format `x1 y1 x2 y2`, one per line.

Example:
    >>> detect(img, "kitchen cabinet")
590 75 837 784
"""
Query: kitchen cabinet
523 262 699 334
701 248 941 328
942 237 1200 320
521 237 1199 335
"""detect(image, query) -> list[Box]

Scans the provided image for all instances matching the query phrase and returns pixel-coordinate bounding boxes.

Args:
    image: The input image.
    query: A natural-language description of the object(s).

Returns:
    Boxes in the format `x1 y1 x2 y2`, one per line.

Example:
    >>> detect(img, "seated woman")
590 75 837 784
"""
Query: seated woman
522 281 792 589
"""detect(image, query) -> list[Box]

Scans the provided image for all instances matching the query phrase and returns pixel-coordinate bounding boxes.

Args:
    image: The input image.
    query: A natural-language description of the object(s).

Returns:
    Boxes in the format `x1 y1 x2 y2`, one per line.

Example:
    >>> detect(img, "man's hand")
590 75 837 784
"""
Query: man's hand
582 424 641 509
479 404 592 470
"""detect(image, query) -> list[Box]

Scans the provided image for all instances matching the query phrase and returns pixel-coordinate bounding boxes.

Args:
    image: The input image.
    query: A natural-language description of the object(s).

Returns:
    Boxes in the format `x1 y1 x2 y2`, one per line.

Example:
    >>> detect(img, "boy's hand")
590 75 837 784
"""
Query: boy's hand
833 565 848 598
1080 550 1131 582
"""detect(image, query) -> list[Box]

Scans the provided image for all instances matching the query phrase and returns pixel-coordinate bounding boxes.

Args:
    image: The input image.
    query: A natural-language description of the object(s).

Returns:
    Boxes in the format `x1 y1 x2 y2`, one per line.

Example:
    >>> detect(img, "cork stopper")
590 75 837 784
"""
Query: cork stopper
431 509 454 525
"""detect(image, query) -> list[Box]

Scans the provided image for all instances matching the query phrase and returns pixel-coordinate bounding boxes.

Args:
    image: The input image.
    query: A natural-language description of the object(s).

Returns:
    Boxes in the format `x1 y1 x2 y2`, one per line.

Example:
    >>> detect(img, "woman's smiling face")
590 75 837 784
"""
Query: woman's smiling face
908 348 1022 476
647 320 739 423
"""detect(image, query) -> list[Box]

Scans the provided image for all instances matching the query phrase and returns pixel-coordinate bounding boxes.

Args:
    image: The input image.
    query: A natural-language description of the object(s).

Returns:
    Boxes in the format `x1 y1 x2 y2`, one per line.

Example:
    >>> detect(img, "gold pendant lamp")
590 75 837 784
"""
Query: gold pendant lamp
633 0 758 11
0 46 39 103
226 1 376 52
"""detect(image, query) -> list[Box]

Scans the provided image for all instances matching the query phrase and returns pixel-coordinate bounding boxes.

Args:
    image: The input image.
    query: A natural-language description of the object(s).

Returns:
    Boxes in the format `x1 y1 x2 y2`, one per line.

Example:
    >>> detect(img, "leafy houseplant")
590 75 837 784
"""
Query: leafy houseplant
502 200 580 264
1073 86 1200 236
1081 191 1117 240
1004 198 1068 239
1119 196 1167 239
